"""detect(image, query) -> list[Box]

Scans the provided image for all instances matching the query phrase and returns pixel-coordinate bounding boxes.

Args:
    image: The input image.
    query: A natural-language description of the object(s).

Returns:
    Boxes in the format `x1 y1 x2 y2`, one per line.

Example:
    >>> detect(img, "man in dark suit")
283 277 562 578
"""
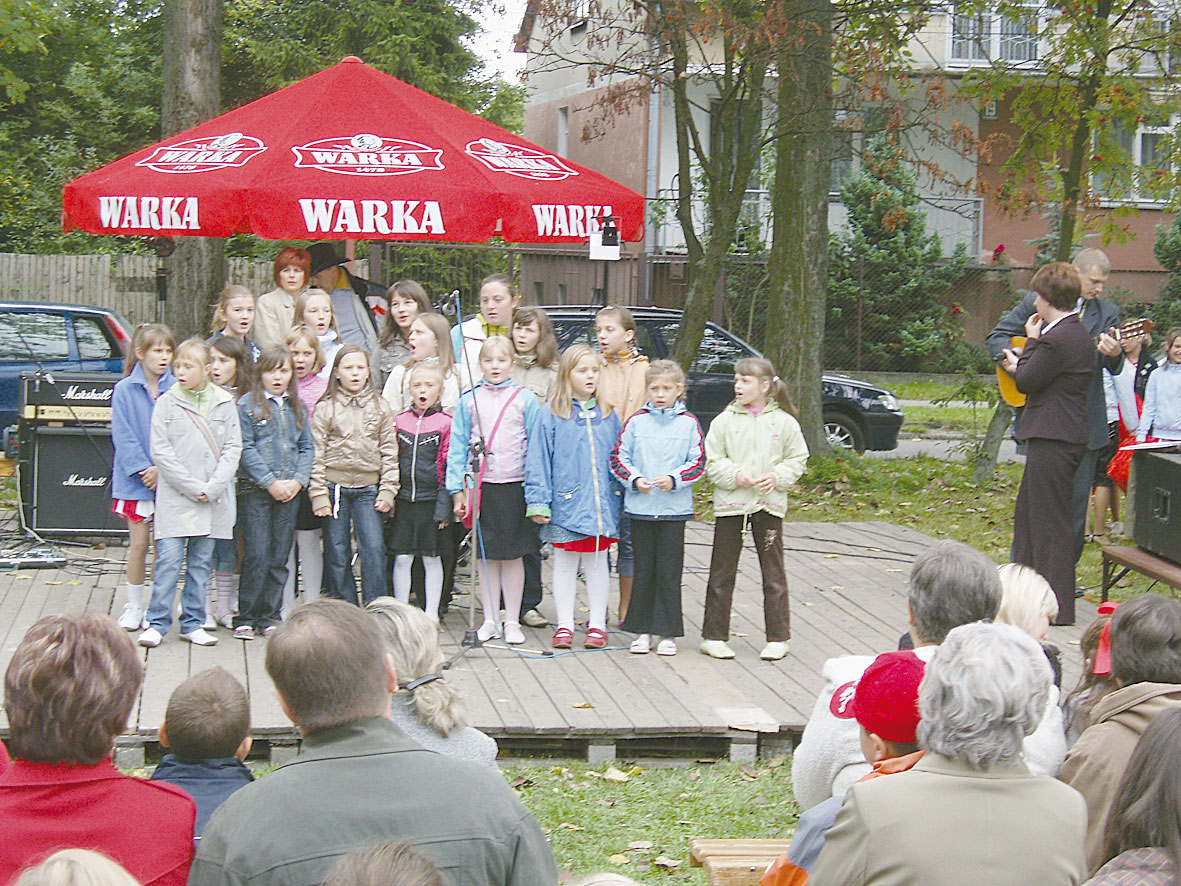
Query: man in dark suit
1001 263 1098 624
988 249 1123 569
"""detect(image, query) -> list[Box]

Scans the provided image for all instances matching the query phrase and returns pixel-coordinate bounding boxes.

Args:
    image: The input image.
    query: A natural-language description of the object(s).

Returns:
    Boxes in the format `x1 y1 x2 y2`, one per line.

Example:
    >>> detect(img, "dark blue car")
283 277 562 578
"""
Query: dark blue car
0 302 131 429
543 306 904 452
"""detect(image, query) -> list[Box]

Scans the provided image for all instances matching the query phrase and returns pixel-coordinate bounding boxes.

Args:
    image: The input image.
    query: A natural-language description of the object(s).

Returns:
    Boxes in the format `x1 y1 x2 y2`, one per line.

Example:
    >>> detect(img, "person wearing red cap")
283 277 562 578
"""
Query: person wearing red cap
762 651 926 886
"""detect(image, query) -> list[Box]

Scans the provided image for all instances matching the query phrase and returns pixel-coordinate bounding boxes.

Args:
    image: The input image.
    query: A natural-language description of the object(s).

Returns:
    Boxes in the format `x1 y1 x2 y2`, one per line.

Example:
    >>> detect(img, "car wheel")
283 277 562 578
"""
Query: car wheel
824 410 866 453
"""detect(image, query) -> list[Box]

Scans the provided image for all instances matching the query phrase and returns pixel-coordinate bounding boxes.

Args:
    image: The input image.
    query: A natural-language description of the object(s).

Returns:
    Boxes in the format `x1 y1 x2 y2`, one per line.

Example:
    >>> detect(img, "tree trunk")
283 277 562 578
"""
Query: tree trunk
161 0 224 339
973 400 1015 484
763 0 833 457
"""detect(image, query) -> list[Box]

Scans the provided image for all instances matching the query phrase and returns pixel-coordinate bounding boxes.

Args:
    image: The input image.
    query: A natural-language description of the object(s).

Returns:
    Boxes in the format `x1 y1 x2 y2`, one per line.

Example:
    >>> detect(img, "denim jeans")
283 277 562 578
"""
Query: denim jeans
322 483 388 605
236 485 299 629
147 536 216 635
212 535 238 572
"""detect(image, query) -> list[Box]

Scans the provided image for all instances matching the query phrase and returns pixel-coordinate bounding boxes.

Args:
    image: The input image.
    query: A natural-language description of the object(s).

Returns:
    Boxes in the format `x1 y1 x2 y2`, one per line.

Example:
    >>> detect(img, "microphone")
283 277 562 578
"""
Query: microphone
438 289 460 317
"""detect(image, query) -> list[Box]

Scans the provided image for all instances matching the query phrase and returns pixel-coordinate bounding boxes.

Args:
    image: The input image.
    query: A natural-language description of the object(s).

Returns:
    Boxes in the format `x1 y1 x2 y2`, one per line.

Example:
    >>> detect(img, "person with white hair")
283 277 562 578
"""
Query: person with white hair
810 622 1088 886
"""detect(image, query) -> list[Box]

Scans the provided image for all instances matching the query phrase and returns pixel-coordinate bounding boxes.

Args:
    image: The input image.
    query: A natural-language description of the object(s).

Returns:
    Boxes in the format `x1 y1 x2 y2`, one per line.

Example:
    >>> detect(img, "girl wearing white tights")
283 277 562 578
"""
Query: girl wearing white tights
525 345 624 649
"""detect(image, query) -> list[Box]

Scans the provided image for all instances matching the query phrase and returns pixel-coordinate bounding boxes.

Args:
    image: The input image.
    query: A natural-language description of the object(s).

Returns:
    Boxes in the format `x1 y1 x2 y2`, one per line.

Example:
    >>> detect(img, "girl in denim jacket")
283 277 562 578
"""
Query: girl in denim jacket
234 346 314 639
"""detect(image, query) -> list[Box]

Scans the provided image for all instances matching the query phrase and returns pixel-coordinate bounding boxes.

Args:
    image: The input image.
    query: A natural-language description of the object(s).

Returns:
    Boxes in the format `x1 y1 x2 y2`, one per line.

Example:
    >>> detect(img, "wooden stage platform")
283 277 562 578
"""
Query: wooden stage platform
0 521 1097 763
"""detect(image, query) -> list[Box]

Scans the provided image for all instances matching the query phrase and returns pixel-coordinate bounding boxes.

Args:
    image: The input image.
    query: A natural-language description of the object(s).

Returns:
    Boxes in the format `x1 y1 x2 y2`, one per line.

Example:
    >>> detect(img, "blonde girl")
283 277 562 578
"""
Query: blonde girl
511 307 559 399
381 312 460 414
375 279 434 385
525 345 622 649
208 284 259 360
205 334 253 629
281 325 328 615
295 287 342 381
1137 326 1181 442
452 274 521 392
110 323 176 630
140 338 241 648
254 247 310 349
310 345 399 604
445 336 540 643
701 357 808 662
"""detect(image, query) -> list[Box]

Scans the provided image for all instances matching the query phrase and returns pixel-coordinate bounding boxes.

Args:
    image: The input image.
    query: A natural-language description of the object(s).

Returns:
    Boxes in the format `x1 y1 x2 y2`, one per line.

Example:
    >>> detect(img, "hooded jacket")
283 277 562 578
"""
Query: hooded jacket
610 400 705 520
1059 681 1181 873
395 406 453 522
705 400 809 518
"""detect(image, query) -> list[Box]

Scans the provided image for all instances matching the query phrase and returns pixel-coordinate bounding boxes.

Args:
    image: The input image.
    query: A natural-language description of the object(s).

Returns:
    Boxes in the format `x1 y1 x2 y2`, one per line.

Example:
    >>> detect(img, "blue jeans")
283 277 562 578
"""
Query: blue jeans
212 535 238 572
322 483 388 605
236 485 299 629
147 536 216 634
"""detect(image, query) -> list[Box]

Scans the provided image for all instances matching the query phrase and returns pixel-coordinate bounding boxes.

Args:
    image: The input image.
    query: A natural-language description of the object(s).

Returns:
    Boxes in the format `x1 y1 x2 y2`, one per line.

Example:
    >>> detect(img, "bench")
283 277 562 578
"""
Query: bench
1101 544 1181 602
689 839 792 886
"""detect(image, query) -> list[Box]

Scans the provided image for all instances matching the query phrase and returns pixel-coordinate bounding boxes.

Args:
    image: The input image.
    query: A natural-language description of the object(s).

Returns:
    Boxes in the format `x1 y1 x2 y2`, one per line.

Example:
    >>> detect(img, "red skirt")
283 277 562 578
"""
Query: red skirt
554 535 617 553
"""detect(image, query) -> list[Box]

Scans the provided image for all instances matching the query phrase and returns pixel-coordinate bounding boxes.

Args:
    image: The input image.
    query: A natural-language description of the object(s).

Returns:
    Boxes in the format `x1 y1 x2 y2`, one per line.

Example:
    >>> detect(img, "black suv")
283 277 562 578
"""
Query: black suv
543 306 903 452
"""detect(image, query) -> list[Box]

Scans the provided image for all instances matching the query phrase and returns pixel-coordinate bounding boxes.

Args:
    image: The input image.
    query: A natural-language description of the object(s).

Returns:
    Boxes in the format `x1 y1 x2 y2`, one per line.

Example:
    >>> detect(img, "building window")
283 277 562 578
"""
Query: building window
951 5 1039 64
569 0 588 30
1092 119 1174 205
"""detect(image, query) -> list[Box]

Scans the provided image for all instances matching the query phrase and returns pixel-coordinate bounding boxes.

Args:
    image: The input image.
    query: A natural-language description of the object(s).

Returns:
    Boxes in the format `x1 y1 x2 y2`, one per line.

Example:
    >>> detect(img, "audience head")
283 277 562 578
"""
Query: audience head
4 614 142 766
161 666 250 761
1102 707 1181 873
266 599 394 735
1063 606 1121 739
831 650 925 762
918 621 1051 770
996 563 1058 642
1110 595 1181 687
14 850 140 886
365 598 467 738
1030 262 1081 311
907 540 1002 646
322 841 444 886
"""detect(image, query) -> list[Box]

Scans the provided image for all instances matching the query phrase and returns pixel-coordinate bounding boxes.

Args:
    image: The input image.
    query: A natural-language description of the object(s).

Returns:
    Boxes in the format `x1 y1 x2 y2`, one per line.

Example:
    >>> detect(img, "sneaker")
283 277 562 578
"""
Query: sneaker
117 603 144 631
700 639 737 660
656 638 678 656
629 634 651 654
759 641 790 661
521 608 548 628
182 628 218 646
476 621 499 642
203 614 217 630
234 625 255 641
503 622 525 645
584 628 608 649
261 625 279 639
137 627 163 648
552 627 573 649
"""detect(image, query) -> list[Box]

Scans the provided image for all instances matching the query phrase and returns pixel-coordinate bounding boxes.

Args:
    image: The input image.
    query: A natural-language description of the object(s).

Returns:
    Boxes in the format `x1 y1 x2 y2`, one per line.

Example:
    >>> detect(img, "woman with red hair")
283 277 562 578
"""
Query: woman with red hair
254 247 311 349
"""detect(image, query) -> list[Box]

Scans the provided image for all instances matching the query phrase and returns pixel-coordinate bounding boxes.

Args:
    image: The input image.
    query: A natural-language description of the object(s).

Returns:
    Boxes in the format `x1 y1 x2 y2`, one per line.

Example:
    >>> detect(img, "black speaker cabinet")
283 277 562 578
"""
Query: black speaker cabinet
1133 451 1181 565
19 425 126 536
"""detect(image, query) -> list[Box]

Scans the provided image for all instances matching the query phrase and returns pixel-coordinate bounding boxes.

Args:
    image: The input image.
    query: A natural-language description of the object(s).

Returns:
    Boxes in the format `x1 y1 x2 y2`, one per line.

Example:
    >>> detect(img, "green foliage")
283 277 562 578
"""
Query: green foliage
1151 214 1181 332
826 137 971 373
0 0 48 103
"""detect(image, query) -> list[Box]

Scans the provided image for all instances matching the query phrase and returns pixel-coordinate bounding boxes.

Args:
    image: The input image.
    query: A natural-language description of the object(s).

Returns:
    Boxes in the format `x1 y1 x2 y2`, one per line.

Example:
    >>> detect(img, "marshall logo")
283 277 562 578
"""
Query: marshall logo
136 133 267 174
292 134 445 176
61 385 112 402
62 474 107 488
466 138 578 181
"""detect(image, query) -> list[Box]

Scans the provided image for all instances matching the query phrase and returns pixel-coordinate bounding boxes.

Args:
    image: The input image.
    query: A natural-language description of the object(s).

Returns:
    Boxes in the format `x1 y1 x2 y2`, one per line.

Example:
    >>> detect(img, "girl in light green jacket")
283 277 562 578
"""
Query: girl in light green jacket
701 357 808 662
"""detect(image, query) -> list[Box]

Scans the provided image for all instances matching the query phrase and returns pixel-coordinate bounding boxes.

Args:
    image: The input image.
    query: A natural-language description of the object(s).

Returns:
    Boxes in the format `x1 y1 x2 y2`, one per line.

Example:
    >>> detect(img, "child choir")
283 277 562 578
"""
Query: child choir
111 262 819 658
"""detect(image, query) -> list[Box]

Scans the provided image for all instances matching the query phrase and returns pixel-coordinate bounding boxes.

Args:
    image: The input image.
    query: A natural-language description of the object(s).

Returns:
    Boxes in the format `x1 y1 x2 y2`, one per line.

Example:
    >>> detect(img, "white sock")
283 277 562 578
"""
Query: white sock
500 559 524 626
125 582 144 609
423 556 443 622
296 530 323 602
205 574 216 618
393 554 414 603
479 560 501 627
551 548 580 631
215 571 238 618
582 550 610 632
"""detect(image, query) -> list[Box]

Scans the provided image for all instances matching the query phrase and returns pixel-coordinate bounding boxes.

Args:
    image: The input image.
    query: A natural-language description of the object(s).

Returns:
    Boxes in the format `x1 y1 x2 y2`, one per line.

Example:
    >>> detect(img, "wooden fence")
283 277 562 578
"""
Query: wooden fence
0 253 367 327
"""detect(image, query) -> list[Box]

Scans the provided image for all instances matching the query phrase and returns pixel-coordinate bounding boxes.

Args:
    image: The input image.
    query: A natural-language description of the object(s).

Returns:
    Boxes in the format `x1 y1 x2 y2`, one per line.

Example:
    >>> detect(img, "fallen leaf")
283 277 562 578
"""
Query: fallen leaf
676 820 693 825
572 702 592 709
46 581 62 585
886 568 903 573
595 798 615 807
627 840 654 851
603 766 629 783
828 585 844 591
627 765 644 775
687 768 701 781
824 554 839 559
14 575 30 580
654 856 681 869
740 764 760 779
510 776 534 789
608 854 630 866
557 822 585 831
67 580 82 585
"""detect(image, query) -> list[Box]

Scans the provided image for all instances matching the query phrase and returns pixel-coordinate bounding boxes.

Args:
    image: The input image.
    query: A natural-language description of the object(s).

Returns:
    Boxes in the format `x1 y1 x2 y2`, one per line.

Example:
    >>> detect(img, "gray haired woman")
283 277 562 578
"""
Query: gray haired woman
811 622 1088 886
365 597 498 769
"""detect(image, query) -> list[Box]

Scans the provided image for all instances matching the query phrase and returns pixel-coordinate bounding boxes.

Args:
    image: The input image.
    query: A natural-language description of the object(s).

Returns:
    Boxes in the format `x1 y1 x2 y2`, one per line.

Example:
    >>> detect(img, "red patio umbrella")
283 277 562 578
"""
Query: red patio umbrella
62 57 644 245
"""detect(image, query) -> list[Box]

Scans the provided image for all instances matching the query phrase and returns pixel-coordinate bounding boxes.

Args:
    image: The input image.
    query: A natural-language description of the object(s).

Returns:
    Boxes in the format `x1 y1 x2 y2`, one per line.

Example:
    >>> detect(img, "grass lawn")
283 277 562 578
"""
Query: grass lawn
899 404 992 435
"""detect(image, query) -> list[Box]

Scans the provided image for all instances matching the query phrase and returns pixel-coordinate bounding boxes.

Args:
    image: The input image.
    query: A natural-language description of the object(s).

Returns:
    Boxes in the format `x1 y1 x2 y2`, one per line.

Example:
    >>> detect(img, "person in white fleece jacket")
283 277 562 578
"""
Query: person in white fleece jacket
792 540 1068 811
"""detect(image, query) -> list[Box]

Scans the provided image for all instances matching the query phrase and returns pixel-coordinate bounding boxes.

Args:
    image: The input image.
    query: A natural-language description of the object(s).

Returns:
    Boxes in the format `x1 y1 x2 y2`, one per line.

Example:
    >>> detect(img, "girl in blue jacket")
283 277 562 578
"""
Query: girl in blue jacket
526 344 623 649
609 360 705 655
110 323 176 631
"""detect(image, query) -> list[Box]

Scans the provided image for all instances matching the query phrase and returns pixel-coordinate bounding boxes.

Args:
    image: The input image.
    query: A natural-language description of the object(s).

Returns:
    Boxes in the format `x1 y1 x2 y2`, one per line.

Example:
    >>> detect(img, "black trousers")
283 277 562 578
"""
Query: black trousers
1014 438 1086 625
622 518 686 638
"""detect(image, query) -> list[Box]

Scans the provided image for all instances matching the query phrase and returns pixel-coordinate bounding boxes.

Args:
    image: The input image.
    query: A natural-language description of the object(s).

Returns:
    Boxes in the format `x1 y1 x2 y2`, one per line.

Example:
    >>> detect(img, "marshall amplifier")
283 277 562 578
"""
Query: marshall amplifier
19 371 117 424
18 426 125 536
1133 450 1181 565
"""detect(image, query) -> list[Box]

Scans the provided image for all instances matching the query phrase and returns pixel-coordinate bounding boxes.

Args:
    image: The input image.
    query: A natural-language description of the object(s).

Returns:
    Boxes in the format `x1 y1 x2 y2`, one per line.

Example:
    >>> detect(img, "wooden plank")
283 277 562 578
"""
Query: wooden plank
241 635 292 734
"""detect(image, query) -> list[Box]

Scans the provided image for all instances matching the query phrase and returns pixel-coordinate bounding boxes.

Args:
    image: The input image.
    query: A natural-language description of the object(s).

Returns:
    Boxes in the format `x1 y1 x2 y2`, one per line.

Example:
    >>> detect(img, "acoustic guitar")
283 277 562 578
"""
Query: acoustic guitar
996 318 1153 408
